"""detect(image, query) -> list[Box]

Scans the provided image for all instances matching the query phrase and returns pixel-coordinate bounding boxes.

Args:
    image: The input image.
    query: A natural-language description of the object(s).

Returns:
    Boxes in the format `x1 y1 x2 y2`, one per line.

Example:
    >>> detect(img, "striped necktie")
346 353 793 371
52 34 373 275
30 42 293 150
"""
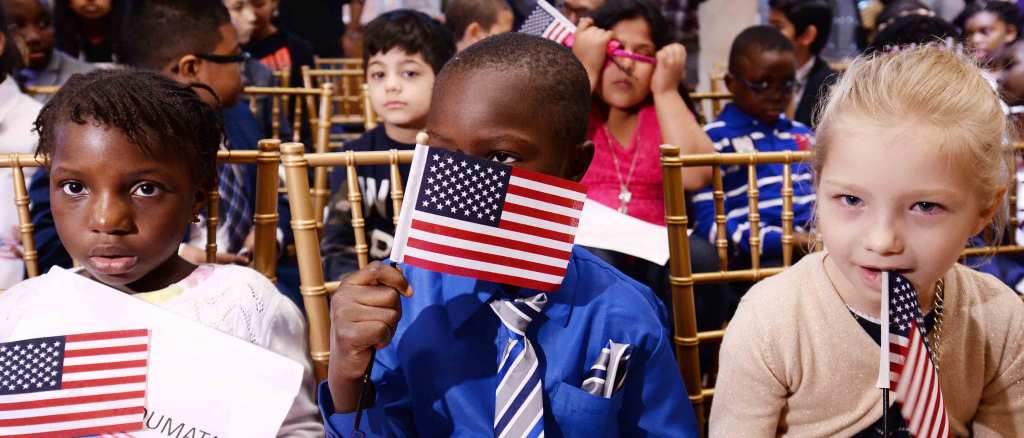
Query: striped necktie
491 293 548 438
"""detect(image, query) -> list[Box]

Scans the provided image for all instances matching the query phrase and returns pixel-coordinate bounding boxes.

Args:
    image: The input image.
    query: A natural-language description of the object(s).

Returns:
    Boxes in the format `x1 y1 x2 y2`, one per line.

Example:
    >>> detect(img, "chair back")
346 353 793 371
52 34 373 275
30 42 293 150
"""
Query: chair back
281 143 414 380
0 153 46 279
313 56 364 71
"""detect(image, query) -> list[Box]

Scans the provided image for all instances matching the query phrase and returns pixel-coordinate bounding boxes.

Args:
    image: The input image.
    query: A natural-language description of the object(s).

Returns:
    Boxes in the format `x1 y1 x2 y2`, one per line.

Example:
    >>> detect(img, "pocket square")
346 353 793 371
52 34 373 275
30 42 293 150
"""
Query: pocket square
581 340 632 398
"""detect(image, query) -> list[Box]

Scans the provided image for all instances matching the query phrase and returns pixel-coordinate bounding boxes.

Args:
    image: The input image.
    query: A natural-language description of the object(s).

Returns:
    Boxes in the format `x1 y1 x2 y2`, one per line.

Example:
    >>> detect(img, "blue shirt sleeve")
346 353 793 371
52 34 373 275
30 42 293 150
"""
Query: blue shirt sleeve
319 381 390 438
318 352 415 437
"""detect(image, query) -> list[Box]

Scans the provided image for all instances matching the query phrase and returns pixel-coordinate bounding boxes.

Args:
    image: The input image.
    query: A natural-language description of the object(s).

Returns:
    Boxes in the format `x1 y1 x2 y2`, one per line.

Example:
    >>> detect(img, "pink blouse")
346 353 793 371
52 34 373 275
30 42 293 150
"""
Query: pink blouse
581 105 666 225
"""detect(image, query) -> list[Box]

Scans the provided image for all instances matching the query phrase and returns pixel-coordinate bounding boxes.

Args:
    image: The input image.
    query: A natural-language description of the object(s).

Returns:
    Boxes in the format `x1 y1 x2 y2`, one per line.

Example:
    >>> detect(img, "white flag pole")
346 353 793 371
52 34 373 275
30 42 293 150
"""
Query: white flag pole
877 270 890 389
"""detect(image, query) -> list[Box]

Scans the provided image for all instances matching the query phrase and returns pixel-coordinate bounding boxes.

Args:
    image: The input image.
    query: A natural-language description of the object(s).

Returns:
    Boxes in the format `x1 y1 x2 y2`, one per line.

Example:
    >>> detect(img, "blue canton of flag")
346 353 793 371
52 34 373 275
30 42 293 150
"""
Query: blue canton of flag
416 148 511 227
0 336 65 396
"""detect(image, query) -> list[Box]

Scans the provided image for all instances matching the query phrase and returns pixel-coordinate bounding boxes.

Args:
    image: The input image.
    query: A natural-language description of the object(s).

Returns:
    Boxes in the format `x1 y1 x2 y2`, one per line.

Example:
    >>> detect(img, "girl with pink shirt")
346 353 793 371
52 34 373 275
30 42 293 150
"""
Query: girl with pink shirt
571 0 713 225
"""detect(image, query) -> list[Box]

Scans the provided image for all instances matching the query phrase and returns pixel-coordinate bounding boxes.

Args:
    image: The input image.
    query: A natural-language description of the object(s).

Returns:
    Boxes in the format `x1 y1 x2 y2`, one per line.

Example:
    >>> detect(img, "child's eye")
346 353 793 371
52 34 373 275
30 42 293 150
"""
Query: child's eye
368 71 385 80
61 181 87 196
489 152 520 164
402 70 420 79
132 182 161 197
912 202 943 214
837 194 862 207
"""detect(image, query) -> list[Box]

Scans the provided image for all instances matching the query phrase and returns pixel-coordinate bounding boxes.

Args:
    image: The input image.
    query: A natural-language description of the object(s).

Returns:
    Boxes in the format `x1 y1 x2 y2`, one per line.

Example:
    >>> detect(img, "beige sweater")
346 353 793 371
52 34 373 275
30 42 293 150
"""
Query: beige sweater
710 252 1024 437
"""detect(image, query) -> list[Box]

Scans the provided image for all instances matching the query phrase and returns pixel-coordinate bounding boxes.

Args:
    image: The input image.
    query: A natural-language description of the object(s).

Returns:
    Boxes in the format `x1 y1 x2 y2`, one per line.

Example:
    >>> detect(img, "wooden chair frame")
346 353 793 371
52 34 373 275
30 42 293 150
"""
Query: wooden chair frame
243 85 332 142
301 66 377 148
313 56 364 71
660 143 1024 435
281 143 414 380
0 153 46 278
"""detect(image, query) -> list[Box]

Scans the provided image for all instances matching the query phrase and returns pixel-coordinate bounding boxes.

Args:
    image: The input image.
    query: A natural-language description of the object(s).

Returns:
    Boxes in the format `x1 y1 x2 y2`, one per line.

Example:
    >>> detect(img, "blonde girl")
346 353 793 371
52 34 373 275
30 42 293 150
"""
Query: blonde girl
710 45 1024 436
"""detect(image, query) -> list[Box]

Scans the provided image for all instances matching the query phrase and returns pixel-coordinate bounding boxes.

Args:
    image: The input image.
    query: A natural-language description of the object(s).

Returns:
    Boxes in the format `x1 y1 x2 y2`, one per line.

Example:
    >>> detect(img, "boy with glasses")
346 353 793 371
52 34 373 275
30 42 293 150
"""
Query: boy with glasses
691 25 816 269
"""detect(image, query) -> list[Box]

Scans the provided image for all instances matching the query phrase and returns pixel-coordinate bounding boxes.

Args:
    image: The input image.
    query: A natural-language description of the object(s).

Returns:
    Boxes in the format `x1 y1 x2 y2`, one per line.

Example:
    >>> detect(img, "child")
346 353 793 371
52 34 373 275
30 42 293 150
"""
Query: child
0 0 42 288
572 0 713 225
320 33 696 436
2 0 93 99
240 0 315 88
0 69 323 436
444 0 513 52
53 0 124 63
767 0 837 127
691 25 815 267
710 45 1024 436
321 9 454 281
960 0 1020 64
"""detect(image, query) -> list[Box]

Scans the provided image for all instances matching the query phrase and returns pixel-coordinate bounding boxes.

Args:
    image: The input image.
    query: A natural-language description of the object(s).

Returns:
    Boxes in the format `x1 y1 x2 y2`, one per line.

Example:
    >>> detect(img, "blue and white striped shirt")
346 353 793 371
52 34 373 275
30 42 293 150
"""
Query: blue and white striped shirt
692 104 816 262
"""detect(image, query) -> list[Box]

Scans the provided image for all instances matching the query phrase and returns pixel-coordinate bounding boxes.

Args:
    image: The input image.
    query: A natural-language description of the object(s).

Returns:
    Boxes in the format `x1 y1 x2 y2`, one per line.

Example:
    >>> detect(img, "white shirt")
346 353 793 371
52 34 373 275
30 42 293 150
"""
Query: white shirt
0 76 42 289
791 57 816 111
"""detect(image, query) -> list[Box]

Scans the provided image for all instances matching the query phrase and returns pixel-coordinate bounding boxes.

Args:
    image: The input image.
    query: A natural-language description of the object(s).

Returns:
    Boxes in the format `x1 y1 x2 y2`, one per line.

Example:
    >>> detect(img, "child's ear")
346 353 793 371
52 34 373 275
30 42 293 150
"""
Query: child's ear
171 55 202 82
724 72 739 95
464 22 485 44
1007 25 1019 44
797 25 818 49
565 140 594 182
191 188 206 222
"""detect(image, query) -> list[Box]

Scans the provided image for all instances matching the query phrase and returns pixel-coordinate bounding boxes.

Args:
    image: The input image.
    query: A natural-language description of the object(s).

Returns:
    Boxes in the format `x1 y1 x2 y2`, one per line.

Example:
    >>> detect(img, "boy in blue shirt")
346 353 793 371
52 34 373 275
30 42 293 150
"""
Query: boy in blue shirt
692 25 816 267
320 33 696 437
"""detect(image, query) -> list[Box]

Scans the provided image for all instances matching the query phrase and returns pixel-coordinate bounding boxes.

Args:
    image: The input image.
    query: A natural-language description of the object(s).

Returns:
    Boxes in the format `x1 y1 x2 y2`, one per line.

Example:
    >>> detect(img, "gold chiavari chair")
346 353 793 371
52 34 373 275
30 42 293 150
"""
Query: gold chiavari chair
210 140 283 279
24 85 59 98
301 66 377 148
281 142 414 380
660 143 1024 435
313 56 364 71
244 85 333 143
0 153 46 280
690 91 732 122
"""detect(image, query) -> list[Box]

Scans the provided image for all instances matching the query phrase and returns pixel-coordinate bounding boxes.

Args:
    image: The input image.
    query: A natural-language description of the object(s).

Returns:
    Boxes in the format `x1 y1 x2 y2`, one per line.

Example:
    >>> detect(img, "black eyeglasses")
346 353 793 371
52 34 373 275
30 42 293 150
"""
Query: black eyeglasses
734 76 797 95
195 51 251 64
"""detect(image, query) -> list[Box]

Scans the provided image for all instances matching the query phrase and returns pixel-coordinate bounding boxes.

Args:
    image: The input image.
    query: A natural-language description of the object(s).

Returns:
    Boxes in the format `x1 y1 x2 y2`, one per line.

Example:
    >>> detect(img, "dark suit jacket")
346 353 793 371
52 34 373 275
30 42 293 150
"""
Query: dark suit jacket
794 56 838 128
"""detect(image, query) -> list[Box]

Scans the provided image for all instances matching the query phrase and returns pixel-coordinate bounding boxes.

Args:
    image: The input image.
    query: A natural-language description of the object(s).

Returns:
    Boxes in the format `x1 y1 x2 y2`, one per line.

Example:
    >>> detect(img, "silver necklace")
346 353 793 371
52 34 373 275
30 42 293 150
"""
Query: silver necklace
604 125 641 214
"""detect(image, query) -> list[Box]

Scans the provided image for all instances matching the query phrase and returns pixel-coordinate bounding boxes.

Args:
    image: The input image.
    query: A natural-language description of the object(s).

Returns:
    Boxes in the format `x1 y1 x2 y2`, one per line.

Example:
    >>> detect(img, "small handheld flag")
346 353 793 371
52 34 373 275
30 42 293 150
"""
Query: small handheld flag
390 144 586 291
878 272 949 438
518 0 657 65
0 330 149 437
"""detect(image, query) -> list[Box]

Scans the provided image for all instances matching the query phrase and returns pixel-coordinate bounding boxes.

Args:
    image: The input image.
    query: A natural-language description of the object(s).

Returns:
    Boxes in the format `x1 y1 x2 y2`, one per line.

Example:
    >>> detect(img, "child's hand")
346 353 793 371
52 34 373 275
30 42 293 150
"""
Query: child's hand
329 261 413 382
650 43 687 97
572 18 613 91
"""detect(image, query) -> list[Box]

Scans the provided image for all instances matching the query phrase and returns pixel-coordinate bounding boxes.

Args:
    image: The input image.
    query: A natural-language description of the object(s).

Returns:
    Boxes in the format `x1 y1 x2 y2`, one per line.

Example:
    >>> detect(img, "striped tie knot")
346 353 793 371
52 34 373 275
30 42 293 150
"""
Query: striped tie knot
491 294 548 336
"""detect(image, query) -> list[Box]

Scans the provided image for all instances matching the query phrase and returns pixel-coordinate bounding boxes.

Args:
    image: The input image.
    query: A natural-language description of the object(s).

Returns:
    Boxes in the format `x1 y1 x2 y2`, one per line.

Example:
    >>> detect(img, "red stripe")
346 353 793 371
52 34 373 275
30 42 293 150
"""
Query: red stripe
0 391 146 411
65 330 148 343
63 344 147 358
0 406 143 426
4 422 143 438
924 372 942 438
499 219 574 244
507 184 584 210
406 237 567 277
404 256 560 291
61 375 147 389
411 220 571 260
64 360 148 374
511 166 586 194
503 202 579 227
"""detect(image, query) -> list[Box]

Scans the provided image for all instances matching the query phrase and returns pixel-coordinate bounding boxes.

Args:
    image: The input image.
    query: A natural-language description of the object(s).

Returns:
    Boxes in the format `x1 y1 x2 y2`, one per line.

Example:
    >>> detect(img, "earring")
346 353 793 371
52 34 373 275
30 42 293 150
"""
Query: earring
191 215 201 224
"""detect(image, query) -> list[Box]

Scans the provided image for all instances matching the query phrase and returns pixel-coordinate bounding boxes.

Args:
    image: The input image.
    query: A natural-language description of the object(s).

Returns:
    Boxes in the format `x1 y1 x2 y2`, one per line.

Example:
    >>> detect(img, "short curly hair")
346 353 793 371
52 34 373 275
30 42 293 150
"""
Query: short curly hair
34 68 223 190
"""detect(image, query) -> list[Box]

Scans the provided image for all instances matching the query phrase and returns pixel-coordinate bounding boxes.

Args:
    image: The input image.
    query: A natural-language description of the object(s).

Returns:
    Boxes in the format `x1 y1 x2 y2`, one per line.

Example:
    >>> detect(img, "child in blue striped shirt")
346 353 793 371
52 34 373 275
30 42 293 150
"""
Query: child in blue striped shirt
692 25 815 266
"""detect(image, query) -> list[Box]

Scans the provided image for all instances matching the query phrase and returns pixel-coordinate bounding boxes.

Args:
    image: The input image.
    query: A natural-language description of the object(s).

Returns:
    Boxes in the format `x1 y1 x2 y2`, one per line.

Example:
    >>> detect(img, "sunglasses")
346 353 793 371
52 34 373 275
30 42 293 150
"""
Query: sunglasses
195 51 251 64
734 76 796 95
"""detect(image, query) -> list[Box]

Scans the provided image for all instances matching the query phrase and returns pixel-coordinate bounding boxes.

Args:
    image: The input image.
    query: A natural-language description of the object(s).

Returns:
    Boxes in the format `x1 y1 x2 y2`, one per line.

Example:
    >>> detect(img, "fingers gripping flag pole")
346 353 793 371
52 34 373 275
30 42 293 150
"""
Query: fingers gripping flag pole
390 142 587 291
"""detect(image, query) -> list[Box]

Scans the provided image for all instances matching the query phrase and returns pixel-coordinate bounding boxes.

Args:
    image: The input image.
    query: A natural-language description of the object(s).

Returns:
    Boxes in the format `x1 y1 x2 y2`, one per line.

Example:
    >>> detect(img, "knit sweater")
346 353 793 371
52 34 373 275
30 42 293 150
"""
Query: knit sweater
710 252 1024 437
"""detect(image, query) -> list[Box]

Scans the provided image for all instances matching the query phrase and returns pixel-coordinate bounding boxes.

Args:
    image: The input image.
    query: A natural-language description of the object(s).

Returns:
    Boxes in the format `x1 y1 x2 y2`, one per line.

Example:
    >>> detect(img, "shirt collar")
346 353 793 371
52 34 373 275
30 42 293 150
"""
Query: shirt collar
444 248 580 331
796 57 815 84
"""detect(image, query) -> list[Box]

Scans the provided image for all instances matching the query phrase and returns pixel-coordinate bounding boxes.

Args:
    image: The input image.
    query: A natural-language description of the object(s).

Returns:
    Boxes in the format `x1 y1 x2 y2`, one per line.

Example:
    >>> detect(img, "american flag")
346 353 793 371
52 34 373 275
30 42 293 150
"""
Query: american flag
880 272 949 438
391 145 586 291
0 330 149 437
519 0 576 45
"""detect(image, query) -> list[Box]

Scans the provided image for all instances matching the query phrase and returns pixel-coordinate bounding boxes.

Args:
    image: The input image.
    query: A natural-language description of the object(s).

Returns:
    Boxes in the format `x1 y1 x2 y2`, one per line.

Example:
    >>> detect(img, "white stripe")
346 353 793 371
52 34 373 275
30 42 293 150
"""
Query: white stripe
61 368 147 382
889 334 910 348
703 121 725 131
408 228 568 268
403 247 562 284
504 193 582 220
0 398 144 419
495 356 538 425
0 383 147 403
0 414 142 435
692 174 813 204
501 211 578 235
412 211 572 252
65 337 148 351
497 384 543 438
510 176 586 202
724 193 817 221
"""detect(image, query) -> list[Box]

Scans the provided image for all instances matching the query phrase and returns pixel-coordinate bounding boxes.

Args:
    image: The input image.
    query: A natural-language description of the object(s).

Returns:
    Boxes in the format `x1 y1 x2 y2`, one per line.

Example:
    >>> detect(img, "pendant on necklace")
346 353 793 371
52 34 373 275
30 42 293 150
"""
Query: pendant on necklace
618 186 632 214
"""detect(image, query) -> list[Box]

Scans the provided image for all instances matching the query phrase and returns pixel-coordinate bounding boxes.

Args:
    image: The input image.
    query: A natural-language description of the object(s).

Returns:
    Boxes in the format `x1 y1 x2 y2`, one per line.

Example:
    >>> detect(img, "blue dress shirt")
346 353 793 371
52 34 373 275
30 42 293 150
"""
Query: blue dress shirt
319 247 697 437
